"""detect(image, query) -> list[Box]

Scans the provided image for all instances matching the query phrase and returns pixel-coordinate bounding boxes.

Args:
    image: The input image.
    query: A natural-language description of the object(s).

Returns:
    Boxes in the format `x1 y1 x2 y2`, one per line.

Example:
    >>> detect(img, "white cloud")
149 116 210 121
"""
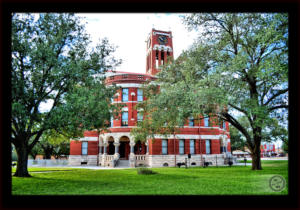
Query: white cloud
76 13 198 73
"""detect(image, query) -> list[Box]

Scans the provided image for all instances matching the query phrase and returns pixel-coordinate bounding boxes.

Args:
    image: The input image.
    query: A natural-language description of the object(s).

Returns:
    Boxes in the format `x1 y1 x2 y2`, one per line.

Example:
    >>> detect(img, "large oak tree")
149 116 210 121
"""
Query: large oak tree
12 13 121 177
132 13 288 170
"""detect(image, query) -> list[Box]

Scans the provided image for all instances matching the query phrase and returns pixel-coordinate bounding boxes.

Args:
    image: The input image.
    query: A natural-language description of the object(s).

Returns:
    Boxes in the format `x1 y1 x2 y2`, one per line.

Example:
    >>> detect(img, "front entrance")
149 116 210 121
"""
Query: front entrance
108 141 115 155
119 136 130 160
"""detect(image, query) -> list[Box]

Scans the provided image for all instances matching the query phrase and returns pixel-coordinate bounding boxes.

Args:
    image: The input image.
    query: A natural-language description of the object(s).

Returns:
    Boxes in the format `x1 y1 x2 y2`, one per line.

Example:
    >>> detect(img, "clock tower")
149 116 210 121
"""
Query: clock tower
146 29 174 76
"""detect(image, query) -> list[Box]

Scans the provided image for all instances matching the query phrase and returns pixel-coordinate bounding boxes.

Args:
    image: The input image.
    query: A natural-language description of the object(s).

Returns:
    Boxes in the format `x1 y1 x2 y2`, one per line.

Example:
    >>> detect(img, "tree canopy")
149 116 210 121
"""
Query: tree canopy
132 13 288 170
11 13 121 176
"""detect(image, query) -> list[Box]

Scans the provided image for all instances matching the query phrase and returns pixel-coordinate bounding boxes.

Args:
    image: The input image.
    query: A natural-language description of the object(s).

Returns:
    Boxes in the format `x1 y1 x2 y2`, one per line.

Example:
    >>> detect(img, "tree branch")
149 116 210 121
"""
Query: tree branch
221 112 254 149
268 105 288 112
264 88 288 106
28 130 44 152
228 103 249 116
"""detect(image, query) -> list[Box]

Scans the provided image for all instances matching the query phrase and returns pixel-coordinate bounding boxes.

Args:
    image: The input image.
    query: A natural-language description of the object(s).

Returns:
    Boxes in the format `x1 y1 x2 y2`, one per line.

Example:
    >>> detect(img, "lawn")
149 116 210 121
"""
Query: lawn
11 160 288 195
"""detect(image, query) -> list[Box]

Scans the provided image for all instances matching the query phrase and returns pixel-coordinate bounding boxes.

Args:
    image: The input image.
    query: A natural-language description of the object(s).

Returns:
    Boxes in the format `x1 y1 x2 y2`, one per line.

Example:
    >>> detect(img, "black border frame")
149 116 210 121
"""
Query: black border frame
1 1 299 209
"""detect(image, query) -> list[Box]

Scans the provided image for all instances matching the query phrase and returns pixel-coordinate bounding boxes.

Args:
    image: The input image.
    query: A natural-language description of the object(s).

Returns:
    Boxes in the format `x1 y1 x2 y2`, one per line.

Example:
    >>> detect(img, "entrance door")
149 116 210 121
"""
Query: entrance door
108 142 115 155
120 141 130 160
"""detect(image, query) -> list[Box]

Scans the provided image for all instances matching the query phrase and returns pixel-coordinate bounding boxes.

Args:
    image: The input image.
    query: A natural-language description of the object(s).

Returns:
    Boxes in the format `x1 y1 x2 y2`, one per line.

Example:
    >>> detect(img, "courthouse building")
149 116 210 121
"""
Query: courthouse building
69 29 232 167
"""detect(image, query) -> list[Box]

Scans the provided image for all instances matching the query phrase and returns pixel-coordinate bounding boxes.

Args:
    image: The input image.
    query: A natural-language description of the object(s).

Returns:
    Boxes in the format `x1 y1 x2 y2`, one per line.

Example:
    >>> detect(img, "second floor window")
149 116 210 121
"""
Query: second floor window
137 89 143 101
110 116 113 127
223 121 226 130
204 117 210 127
162 139 168 155
179 139 185 155
137 112 143 122
190 139 195 154
122 112 128 126
189 117 194 126
122 88 128 102
82 142 88 155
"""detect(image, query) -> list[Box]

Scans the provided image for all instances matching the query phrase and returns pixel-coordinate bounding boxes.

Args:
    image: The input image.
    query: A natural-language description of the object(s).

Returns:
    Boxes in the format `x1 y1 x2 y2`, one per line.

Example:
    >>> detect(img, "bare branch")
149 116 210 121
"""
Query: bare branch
268 105 288 112
228 103 249 116
264 88 288 106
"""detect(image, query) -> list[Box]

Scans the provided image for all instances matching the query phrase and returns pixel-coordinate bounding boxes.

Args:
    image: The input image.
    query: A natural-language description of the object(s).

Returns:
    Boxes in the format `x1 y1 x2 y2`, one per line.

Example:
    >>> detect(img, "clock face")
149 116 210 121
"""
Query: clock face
157 35 168 45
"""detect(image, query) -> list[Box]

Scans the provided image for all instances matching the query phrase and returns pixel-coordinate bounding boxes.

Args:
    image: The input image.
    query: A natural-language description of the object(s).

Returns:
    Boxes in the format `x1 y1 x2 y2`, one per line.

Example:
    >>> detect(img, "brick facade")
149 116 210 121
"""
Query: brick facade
69 29 232 167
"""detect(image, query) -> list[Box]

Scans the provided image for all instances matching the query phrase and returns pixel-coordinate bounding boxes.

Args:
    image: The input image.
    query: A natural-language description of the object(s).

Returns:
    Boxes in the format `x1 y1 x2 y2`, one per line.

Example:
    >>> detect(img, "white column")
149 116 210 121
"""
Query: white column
101 141 108 166
145 141 149 155
114 142 120 159
129 141 136 168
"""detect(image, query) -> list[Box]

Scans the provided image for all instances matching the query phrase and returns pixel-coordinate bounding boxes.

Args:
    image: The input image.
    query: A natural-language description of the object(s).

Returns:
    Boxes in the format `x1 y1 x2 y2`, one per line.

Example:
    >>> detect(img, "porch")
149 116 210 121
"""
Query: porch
98 133 149 168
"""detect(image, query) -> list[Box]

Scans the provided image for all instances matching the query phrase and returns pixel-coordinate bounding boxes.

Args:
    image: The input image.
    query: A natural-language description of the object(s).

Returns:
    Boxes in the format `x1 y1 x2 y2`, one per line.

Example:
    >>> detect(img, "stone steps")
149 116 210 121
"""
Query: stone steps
116 160 130 168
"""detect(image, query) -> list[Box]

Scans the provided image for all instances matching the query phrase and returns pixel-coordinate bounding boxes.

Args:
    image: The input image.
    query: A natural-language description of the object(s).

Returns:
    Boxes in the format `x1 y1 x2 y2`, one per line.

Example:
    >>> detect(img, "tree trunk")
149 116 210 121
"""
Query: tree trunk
43 146 53 159
14 145 31 177
251 143 262 170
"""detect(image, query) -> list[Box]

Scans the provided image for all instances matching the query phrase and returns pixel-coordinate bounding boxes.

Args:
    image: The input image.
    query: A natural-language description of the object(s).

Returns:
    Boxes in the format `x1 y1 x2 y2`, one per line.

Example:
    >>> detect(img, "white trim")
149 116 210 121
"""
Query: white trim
79 137 98 141
153 134 221 139
152 44 173 52
122 107 128 111
153 31 171 37
110 126 137 129
115 83 143 88
130 92 136 96
112 101 138 104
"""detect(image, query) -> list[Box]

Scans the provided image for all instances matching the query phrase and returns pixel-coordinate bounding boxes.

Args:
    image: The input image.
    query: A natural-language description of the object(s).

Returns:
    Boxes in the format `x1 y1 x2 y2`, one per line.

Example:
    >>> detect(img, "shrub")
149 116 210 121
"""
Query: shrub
137 167 157 175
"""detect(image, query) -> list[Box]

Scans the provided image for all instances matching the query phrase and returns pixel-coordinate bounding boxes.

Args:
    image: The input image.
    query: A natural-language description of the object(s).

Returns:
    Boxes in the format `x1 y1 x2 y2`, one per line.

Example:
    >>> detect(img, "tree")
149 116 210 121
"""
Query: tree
38 129 70 159
28 143 42 159
132 13 288 170
229 125 246 152
11 13 121 177
282 139 288 154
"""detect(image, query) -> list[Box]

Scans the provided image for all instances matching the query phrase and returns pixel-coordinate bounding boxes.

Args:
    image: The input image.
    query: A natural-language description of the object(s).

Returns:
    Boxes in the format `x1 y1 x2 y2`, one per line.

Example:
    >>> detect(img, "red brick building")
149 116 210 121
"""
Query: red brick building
69 29 232 167
260 143 276 157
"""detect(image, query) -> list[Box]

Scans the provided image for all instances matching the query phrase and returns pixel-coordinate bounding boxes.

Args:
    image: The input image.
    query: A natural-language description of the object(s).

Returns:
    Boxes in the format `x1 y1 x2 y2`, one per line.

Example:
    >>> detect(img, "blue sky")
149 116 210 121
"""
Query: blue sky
76 13 199 73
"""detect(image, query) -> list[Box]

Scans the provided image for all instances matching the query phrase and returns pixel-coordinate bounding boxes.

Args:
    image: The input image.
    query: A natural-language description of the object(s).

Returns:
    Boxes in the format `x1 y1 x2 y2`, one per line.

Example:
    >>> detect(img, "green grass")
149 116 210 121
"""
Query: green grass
12 160 288 195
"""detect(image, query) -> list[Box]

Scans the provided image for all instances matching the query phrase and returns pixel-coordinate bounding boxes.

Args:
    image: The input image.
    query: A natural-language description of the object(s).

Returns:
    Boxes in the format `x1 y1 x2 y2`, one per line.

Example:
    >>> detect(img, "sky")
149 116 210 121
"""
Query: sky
76 13 199 73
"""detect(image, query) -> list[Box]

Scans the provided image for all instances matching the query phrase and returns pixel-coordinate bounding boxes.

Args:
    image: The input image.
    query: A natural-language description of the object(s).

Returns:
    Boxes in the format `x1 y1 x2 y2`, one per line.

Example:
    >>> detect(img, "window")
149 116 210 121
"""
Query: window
137 112 143 122
205 140 211 154
204 117 210 127
162 139 168 155
82 142 88 155
137 89 143 101
122 74 128 78
155 50 159 68
179 139 185 155
189 117 194 126
122 112 128 126
161 51 164 65
122 88 128 102
223 121 226 130
138 75 144 80
190 140 195 154
110 116 113 127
